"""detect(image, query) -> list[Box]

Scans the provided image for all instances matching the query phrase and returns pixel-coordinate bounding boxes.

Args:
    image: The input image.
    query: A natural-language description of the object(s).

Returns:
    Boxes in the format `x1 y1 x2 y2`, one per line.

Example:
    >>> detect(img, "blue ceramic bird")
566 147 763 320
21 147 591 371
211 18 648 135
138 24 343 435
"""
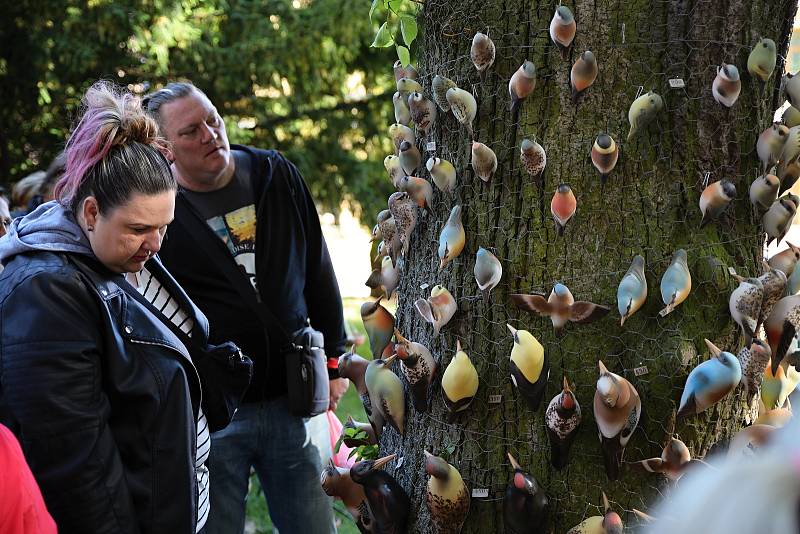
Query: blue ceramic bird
617 255 648 326
659 249 691 316
677 339 742 418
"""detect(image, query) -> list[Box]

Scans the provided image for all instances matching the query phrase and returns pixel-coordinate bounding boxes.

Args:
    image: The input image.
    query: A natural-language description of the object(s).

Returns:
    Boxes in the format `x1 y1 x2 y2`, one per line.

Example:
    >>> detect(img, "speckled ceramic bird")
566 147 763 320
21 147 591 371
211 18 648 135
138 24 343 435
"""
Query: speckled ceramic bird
394 329 437 413
415 285 457 336
398 175 433 215
750 173 780 212
545 376 582 470
425 451 470 534
699 179 736 228
509 60 537 114
520 138 546 184
729 274 763 347
767 242 800 277
504 453 549 534
361 297 395 360
617 255 648 326
765 294 800 374
321 460 374 533
659 249 691 316
677 339 742 419
398 139 421 176
566 492 623 534
632 438 692 481
758 268 789 326
474 247 503 303
341 415 378 447
551 184 577 235
764 195 800 247
408 91 437 138
737 339 772 404
338 348 384 440
712 63 741 107
591 133 619 187
748 38 777 82
388 191 417 259
511 283 610 336
549 5 576 60
594 360 641 481
427 156 457 194
571 51 598 104
438 205 466 271
365 255 400 300
441 340 479 415
627 91 663 141
364 353 405 435
757 123 788 173
470 32 496 74
432 75 457 112
376 209 399 266
393 91 411 126
389 123 415 154
446 86 477 139
507 324 549 411
384 155 404 189
471 141 498 182
350 455 409 533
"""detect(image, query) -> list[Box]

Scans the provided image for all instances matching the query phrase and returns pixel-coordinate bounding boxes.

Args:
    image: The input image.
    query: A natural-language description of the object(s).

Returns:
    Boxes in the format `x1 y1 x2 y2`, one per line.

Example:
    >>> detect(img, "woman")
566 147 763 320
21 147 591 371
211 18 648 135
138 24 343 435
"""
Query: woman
0 81 227 533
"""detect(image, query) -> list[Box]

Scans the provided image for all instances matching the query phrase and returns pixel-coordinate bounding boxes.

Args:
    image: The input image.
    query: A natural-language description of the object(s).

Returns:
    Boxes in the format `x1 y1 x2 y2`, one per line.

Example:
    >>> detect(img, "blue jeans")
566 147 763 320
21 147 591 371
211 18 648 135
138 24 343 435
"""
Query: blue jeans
204 397 335 534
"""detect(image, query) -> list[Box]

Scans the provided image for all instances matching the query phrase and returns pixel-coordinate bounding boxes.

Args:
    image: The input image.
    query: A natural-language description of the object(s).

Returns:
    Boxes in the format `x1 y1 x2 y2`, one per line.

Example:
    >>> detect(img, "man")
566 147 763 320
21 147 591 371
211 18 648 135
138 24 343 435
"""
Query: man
143 82 349 534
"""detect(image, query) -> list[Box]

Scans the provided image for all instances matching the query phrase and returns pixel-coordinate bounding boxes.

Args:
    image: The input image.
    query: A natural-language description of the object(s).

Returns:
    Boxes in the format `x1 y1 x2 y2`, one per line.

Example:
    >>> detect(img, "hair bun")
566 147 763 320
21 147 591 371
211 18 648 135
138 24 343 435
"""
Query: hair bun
115 96 161 147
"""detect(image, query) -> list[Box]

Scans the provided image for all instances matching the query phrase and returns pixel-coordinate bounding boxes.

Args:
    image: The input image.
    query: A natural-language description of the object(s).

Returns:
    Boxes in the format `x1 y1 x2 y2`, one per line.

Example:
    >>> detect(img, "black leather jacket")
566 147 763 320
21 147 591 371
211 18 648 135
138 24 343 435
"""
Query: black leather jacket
0 251 205 533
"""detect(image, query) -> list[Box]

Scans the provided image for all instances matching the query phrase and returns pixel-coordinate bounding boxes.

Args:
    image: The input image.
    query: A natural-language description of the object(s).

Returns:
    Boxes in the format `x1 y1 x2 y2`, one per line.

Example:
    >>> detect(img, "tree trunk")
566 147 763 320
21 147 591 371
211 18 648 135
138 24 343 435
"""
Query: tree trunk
380 0 797 532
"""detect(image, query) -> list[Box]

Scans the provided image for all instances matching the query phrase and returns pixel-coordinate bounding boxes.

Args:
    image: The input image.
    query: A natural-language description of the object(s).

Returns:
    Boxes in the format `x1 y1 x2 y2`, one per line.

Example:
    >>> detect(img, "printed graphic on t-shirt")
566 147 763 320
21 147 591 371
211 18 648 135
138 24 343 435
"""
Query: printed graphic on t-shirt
206 204 257 289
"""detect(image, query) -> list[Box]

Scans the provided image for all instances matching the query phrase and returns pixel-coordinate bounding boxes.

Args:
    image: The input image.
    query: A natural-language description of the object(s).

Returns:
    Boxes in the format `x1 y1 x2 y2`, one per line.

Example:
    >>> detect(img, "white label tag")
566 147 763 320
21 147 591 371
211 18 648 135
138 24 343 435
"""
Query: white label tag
488 395 502 404
728 267 738 276
420 283 429 290
669 78 685 88
472 488 489 498
426 141 436 152
395 456 404 469
633 366 649 376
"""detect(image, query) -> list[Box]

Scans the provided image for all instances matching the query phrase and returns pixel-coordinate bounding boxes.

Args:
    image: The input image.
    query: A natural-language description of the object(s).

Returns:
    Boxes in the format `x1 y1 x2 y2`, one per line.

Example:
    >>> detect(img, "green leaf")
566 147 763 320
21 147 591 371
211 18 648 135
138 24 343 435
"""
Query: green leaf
371 21 394 48
387 0 403 11
348 448 359 459
396 45 410 67
333 434 344 454
344 427 358 437
399 15 417 47
368 0 380 22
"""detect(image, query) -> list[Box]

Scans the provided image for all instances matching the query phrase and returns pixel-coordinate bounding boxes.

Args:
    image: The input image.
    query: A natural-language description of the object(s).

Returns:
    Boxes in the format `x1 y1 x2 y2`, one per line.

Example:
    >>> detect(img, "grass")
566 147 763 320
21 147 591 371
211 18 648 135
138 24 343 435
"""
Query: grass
243 297 374 533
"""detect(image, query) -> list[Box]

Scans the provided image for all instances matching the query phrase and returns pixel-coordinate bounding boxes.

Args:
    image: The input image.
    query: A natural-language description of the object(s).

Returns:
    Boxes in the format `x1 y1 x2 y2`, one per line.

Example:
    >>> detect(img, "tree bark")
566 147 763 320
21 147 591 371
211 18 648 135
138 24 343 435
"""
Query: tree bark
380 0 797 532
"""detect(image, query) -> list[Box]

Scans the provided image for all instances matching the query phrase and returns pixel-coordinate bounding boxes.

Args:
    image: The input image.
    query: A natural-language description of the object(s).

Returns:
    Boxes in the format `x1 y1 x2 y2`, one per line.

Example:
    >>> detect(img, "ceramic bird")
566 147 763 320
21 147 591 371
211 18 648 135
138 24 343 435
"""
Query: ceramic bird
729 274 763 347
767 242 800 277
384 155 404 189
507 324 549 411
320 460 373 533
364 353 405 435
594 360 641 481
441 340 479 415
764 195 799 246
396 77 423 94
399 175 433 215
393 60 418 81
394 329 437 413
699 179 736 228
765 294 800 374
761 360 800 410
350 455 410 533
750 173 780 212
520 138 546 184
677 339 742 418
738 339 772 404
617 255 648 326
393 91 411 126
470 32 496 74
591 133 619 187
504 453 549 534
756 123 788 173
424 451 470 534
566 493 623 534
712 63 741 107
427 157 457 194
627 91 664 141
551 183 577 235
509 61 537 114
432 75 457 112
415 285 457 336
632 438 692 481
727 423 776 460
754 402 792 426
777 126 800 193
408 91 437 138
659 249 691 316
438 205 466 271
549 5 576 60
787 72 800 108
339 348 384 440
341 415 378 447
389 123 415 154
474 247 502 303
545 376 582 470
365 255 400 300
361 297 395 360
571 51 598 103
784 105 800 128
790 262 800 296
511 283 610 336
388 191 417 259
398 139 421 176
748 38 777 82
758 268 789 328
446 86 477 139
471 141 497 182
376 209 400 267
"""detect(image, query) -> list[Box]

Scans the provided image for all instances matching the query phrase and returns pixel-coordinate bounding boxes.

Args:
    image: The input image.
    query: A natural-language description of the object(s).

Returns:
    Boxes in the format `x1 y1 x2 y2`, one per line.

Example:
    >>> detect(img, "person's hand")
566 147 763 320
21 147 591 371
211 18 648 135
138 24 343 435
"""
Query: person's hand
329 377 350 411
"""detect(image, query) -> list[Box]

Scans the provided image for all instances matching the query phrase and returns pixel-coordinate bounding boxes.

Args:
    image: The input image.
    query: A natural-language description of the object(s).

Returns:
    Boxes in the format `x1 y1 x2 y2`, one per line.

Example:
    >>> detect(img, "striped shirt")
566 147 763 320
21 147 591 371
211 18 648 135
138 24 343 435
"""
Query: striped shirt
130 268 210 532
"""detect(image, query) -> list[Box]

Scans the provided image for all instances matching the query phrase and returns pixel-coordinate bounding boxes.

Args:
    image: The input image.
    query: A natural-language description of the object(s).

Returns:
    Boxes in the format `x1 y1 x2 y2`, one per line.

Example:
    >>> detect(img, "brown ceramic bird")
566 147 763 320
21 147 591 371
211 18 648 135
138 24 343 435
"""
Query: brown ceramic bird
594 361 641 481
549 5 576 60
394 329 437 412
321 459 374 533
350 455 410 533
765 294 800 374
767 243 800 277
737 339 772 404
511 283 610 336
699 179 736 228
508 61 537 114
632 437 693 481
570 51 598 104
338 348 384 440
551 184 577 235
729 274 764 347
424 451 470 534
361 297 395 360
591 133 619 187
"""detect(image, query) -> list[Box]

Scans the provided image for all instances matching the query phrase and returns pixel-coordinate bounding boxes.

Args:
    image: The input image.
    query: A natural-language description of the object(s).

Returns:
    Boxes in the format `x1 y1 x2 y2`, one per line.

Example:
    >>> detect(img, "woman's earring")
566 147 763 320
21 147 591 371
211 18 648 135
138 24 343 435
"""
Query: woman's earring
87 226 94 232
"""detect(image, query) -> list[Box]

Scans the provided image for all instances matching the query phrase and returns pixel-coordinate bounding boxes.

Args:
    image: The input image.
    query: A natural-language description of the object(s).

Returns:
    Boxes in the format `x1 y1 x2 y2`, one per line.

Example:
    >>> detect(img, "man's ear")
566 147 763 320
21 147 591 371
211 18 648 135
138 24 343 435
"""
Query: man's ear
160 145 175 163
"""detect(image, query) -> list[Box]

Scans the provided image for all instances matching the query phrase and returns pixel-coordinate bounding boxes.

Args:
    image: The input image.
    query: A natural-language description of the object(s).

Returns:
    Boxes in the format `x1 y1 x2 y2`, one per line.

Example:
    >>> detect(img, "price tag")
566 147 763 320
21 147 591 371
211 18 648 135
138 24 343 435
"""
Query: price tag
633 366 649 376
669 78 686 88
488 395 502 404
728 267 738 276
420 283 429 290
395 456 404 469
426 141 436 152
471 488 489 498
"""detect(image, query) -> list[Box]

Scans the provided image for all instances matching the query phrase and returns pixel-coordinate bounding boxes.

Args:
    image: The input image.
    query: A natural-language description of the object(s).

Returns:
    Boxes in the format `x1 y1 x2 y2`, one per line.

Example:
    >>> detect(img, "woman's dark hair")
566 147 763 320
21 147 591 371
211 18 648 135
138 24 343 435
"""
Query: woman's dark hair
55 81 176 214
